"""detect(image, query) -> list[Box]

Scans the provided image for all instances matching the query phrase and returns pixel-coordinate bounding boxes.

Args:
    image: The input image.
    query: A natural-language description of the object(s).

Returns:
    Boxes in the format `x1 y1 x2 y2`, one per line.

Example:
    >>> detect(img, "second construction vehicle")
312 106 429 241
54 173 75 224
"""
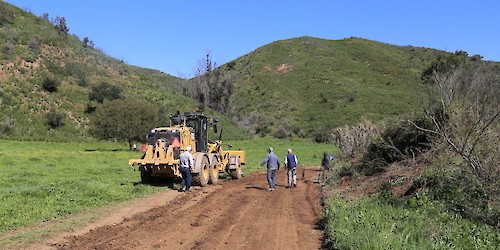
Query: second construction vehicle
129 112 245 186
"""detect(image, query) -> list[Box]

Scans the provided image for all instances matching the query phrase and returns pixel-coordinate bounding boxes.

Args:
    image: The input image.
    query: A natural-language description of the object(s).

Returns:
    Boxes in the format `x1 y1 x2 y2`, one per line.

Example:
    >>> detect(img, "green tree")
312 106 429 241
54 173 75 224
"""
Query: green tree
90 99 160 150
183 52 236 115
83 37 89 48
82 37 94 48
41 13 49 22
54 16 69 37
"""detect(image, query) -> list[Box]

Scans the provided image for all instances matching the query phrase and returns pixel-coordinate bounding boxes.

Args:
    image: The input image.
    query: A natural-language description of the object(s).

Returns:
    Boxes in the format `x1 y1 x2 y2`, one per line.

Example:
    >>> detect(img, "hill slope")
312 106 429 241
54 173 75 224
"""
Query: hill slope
0 2 246 141
3 2 496 142
223 36 446 139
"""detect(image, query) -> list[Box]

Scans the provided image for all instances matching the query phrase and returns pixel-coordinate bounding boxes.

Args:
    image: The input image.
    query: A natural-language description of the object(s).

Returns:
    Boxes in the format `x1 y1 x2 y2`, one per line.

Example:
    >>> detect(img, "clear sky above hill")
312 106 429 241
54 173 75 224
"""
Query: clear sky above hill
6 0 500 78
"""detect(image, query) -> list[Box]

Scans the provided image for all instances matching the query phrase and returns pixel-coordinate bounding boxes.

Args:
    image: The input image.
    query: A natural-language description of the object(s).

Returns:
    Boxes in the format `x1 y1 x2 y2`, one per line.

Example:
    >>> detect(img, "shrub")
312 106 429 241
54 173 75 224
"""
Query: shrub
417 164 499 229
314 125 335 143
356 115 432 175
41 76 60 93
0 115 14 134
273 126 290 139
46 109 65 129
28 36 41 53
332 120 379 159
418 52 499 227
88 82 123 103
313 131 330 143
66 63 90 87
2 42 14 59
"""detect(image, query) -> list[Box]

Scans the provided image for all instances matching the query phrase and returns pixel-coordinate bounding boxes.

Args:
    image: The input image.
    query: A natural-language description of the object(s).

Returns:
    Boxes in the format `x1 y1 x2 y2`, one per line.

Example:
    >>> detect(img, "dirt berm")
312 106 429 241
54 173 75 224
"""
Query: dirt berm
53 166 324 249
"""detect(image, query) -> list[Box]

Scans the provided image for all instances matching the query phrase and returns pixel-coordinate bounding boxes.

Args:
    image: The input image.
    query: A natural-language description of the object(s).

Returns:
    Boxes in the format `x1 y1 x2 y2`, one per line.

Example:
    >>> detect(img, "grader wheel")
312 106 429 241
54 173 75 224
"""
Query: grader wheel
140 165 152 184
193 156 210 186
209 155 220 184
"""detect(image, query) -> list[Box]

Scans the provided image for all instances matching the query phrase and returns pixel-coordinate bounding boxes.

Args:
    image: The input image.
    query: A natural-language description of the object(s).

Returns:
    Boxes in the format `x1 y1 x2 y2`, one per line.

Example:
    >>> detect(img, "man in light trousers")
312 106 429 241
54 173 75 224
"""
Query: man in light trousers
284 149 298 188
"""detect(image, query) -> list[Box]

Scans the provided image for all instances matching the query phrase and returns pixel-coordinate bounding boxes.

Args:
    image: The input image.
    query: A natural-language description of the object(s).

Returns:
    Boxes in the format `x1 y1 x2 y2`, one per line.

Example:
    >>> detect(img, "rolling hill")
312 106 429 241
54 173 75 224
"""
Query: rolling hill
0 2 246 141
2 2 497 142
223 36 449 139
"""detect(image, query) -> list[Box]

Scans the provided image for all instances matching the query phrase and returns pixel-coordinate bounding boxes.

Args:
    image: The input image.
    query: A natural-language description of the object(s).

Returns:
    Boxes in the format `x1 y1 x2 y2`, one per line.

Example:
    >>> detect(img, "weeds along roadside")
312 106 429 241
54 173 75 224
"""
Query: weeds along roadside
323 195 500 249
321 112 499 249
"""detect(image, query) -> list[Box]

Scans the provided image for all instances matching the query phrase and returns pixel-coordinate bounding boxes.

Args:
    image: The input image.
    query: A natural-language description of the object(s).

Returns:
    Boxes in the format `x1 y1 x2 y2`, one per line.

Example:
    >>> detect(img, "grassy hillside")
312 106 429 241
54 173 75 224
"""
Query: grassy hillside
2 2 496 143
0 2 247 141
224 36 445 138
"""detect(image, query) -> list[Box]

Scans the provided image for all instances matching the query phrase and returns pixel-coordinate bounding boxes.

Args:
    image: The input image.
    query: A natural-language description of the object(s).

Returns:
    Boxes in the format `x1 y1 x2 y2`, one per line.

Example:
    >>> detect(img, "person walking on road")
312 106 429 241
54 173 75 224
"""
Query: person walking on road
179 145 194 192
321 152 334 184
284 149 298 188
259 147 280 191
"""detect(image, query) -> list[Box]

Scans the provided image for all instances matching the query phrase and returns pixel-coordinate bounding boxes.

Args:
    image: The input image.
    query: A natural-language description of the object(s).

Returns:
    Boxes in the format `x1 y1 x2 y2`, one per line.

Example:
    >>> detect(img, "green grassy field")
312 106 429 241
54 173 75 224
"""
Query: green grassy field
0 140 164 233
325 196 500 249
0 138 334 234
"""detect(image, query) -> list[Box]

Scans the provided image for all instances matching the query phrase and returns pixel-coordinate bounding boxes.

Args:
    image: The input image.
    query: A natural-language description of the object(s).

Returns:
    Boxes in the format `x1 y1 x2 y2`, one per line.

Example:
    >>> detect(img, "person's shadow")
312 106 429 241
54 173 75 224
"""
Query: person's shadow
245 185 268 190
245 183 287 190
133 179 177 189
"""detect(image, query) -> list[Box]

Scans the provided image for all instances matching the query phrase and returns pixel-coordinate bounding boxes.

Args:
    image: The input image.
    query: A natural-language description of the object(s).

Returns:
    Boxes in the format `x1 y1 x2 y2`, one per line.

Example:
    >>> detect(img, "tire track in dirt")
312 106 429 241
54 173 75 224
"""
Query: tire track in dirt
56 166 324 250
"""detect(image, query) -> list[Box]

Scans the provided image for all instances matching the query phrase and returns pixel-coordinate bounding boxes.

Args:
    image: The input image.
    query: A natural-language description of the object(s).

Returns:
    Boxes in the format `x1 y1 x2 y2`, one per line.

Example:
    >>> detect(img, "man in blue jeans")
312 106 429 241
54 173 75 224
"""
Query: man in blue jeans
259 147 280 191
179 145 194 192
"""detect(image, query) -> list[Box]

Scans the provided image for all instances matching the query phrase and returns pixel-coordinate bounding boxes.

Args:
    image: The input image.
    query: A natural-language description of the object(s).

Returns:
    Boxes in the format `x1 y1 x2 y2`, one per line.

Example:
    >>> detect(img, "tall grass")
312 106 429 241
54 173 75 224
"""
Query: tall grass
324 195 500 249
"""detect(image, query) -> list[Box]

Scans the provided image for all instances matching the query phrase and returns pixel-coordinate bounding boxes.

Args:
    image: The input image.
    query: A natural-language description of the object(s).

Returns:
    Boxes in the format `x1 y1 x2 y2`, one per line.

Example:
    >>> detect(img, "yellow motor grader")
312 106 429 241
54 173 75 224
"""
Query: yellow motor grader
129 112 245 186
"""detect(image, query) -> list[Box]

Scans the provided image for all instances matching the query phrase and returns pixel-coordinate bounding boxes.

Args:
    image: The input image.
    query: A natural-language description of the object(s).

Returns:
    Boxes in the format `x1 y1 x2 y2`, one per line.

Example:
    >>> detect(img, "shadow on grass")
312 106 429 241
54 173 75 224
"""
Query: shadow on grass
316 216 334 250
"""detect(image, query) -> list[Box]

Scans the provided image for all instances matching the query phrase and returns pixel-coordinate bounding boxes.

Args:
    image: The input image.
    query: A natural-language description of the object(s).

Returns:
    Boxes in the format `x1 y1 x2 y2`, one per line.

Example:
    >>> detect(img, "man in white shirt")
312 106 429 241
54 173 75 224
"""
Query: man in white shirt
179 145 194 192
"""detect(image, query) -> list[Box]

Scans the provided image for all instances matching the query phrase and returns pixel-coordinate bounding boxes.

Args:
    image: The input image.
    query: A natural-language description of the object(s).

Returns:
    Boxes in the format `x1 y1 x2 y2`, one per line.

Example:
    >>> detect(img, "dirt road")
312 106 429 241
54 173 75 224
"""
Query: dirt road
55 166 324 249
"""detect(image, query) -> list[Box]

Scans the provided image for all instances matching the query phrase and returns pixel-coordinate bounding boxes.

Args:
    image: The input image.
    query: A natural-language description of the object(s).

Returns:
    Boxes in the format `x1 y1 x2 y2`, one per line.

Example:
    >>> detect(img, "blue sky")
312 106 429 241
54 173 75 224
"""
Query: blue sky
6 0 500 78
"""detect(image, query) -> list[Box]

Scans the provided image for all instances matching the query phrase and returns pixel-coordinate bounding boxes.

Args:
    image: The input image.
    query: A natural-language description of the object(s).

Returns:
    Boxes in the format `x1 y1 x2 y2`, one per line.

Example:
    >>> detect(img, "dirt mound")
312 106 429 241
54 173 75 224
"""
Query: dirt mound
325 156 428 199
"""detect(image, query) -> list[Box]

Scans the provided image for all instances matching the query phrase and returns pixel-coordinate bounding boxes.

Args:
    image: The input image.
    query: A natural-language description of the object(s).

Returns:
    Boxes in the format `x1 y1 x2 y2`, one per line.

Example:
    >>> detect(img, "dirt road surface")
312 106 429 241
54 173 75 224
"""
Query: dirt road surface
53 166 324 250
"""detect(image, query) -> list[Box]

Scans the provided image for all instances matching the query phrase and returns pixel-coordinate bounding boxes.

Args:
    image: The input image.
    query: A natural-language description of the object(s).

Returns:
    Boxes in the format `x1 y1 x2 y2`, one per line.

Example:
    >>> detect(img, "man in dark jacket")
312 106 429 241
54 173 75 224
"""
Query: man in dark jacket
259 147 280 191
321 152 334 183
284 149 298 188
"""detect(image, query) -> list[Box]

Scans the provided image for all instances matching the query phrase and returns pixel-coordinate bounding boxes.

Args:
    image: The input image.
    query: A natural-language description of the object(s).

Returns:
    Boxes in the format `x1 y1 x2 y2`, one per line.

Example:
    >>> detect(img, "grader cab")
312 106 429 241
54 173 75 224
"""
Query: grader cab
129 112 245 186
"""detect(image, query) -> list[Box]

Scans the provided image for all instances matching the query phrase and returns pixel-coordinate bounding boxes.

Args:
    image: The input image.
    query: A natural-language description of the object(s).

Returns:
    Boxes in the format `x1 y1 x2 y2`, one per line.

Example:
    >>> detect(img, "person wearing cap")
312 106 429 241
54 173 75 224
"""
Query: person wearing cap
179 145 194 192
259 147 280 191
284 149 298 188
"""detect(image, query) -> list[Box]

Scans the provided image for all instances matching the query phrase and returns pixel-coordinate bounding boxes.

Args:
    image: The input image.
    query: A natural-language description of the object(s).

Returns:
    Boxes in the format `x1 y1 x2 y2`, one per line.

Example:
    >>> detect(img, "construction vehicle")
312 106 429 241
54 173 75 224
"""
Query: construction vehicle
129 112 245 186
